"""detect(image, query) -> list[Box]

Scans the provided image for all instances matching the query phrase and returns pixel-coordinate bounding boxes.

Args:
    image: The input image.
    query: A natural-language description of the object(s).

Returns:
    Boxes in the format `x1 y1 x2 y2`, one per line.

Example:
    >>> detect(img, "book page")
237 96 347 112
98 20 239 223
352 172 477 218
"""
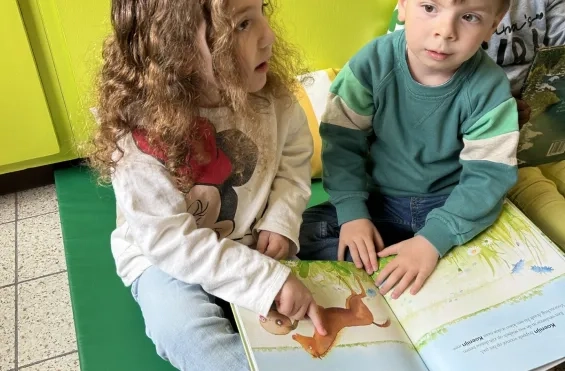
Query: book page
232 261 428 371
381 200 565 371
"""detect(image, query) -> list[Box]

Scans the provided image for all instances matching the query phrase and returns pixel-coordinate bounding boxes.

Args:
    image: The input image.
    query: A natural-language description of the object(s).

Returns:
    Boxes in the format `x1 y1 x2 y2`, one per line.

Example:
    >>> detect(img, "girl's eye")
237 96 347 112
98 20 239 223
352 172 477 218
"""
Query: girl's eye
462 14 480 23
237 20 250 31
423 4 436 13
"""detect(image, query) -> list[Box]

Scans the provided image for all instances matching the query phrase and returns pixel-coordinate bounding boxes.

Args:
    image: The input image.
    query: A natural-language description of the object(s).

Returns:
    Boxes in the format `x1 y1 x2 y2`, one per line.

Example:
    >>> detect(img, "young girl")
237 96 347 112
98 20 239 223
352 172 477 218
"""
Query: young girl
89 0 326 370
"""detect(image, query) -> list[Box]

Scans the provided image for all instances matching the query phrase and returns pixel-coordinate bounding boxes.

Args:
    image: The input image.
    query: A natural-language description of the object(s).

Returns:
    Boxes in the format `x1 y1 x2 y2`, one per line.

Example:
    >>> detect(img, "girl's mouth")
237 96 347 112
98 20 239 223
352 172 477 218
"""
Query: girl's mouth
255 61 269 72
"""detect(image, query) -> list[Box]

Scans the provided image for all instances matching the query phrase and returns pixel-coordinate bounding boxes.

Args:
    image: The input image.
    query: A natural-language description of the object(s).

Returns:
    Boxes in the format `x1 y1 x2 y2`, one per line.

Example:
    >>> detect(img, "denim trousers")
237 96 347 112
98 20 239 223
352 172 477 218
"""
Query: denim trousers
131 265 250 371
298 193 448 261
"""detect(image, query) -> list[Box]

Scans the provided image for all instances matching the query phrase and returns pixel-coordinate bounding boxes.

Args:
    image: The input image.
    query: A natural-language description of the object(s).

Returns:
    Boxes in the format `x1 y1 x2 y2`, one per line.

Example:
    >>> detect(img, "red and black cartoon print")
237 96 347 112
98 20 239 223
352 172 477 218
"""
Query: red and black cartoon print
133 117 258 239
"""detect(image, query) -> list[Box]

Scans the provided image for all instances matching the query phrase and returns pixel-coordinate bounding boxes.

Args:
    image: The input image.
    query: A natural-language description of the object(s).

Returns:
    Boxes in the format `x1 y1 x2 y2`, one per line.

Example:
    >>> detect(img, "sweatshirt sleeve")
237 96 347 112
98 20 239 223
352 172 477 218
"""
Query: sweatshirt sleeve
416 75 519 257
319 43 377 226
111 156 290 316
254 101 313 253
546 0 565 46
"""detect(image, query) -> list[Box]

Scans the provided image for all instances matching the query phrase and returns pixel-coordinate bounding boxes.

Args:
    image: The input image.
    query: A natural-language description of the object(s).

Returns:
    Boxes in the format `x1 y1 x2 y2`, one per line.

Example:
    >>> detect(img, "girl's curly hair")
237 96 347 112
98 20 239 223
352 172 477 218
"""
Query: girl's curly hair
89 0 307 191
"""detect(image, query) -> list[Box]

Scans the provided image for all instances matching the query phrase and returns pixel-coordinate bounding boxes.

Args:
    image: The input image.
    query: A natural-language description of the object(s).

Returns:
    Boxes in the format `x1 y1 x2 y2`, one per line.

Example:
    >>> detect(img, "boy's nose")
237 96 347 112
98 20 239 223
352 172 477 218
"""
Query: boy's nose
434 19 457 40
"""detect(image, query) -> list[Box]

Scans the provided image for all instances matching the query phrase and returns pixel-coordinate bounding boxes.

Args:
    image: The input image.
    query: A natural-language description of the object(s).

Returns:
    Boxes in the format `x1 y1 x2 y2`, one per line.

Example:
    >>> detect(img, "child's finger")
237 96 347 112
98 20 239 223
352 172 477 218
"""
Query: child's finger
293 301 309 321
378 244 399 258
274 247 288 261
375 259 396 286
348 242 363 269
276 298 293 318
265 242 281 259
307 302 327 336
374 229 385 252
368 245 378 274
391 270 417 299
379 265 406 295
257 231 270 254
359 238 374 274
410 272 428 295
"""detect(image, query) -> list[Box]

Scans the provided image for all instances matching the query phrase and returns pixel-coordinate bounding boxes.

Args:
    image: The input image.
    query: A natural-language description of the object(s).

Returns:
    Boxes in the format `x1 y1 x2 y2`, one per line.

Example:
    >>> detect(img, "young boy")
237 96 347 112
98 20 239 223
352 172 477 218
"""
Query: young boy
298 0 519 299
386 2 565 251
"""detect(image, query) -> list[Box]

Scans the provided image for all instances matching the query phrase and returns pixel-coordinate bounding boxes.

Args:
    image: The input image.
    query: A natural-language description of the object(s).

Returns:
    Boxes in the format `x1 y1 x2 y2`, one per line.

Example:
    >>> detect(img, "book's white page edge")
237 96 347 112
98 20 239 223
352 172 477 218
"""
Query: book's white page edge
231 304 260 371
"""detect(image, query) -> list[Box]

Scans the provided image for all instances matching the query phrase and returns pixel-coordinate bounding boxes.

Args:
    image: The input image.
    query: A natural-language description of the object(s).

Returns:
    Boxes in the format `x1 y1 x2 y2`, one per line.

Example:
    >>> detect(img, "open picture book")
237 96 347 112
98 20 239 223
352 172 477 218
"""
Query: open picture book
518 44 565 167
232 200 565 371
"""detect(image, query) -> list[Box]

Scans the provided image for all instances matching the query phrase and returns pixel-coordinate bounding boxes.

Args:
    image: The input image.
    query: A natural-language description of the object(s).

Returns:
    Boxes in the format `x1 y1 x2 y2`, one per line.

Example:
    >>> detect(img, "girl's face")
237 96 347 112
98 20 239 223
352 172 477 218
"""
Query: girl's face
230 0 275 93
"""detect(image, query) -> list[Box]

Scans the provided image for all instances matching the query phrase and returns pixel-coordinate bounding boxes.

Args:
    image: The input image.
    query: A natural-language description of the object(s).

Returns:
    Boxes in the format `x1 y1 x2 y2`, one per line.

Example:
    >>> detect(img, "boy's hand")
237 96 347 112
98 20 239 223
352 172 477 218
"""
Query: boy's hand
257 231 290 260
375 235 439 299
276 274 327 336
338 219 384 275
515 98 531 129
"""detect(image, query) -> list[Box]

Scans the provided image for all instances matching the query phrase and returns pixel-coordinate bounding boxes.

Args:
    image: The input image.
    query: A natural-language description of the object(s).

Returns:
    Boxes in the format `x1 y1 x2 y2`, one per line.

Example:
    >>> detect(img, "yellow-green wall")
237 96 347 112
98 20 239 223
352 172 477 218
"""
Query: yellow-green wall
0 0 397 174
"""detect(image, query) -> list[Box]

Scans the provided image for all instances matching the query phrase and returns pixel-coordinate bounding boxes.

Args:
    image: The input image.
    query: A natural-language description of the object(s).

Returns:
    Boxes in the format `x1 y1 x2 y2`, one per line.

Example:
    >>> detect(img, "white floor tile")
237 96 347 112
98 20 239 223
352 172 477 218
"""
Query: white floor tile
0 286 15 371
17 185 58 220
20 352 80 371
18 273 76 365
0 193 15 224
0 223 15 287
17 213 65 281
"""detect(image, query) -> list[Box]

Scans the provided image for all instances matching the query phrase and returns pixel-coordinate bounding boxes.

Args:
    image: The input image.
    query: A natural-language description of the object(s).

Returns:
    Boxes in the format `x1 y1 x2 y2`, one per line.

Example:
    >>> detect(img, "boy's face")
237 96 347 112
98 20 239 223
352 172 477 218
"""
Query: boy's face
231 0 275 93
397 0 504 84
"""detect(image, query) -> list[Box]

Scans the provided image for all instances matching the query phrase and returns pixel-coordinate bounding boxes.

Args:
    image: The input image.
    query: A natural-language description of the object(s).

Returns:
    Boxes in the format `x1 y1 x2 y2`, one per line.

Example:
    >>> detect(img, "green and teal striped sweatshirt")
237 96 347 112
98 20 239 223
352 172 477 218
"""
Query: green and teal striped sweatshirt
320 30 519 257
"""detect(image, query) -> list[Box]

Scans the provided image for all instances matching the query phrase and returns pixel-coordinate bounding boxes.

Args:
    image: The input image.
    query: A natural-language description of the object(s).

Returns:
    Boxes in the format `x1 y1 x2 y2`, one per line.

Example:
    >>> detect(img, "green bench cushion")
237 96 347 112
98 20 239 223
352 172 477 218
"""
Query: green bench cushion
54 166 328 371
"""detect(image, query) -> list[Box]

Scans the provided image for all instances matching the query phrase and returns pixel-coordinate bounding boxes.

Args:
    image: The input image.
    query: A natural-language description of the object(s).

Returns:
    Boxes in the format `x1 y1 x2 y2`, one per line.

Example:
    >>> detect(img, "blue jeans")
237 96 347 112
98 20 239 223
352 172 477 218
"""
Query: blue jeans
298 194 448 261
131 265 249 371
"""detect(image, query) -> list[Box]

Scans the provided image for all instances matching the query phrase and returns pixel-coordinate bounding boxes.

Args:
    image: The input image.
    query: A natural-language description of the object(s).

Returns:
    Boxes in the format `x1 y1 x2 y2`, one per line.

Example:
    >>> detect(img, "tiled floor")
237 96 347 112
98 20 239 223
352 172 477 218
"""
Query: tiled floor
0 185 79 371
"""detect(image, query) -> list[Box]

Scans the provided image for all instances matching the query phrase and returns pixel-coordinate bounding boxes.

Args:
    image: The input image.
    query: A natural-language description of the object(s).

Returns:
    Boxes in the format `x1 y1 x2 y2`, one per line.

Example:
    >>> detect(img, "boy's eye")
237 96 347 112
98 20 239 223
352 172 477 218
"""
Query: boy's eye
423 4 436 13
237 19 250 31
462 14 480 23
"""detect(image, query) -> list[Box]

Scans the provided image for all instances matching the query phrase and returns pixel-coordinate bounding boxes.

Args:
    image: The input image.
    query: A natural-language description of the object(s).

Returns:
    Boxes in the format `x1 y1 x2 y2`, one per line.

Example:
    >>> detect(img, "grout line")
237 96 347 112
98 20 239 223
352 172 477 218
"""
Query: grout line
0 219 17 227
0 283 15 290
18 271 68 286
18 350 78 370
16 210 59 223
14 193 19 371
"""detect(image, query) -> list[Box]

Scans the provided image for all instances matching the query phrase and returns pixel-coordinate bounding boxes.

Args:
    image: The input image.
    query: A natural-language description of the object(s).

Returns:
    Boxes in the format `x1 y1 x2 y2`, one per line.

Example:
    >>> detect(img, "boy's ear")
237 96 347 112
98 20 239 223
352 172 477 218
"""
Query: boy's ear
397 0 408 22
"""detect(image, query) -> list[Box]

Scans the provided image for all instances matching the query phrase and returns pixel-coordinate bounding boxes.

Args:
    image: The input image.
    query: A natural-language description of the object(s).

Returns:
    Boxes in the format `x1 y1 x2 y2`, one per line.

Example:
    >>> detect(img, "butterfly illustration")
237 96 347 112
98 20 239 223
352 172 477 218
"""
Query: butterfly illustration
531 265 554 274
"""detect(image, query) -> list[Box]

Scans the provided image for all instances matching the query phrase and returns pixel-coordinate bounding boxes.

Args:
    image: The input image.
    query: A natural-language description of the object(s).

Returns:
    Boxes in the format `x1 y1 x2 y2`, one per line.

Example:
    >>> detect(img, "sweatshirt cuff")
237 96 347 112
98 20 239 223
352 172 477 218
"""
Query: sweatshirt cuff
335 198 370 226
416 218 456 257
256 263 291 317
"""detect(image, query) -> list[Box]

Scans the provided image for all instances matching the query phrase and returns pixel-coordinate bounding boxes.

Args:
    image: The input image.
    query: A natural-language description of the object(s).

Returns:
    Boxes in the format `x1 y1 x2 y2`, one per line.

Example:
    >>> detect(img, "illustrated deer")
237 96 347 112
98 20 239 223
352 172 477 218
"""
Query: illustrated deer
259 275 391 359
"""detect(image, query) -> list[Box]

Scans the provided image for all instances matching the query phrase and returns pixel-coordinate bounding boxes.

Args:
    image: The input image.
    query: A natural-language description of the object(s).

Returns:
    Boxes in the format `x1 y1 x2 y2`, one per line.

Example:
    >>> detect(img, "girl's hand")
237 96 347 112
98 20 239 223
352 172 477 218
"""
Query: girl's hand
375 235 439 299
257 231 290 260
275 274 326 336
